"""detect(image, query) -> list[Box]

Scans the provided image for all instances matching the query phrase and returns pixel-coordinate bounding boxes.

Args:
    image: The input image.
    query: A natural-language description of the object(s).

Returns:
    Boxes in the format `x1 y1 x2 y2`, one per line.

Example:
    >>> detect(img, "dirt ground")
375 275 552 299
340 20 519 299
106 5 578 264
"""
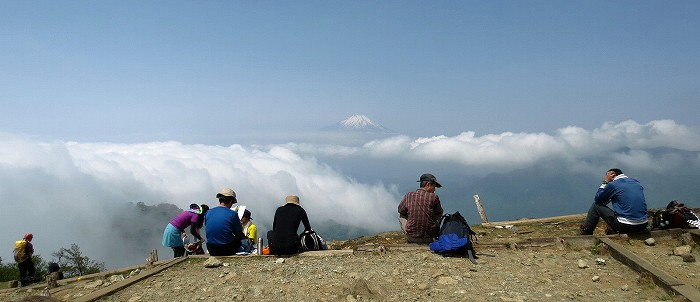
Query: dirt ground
1 218 692 302
617 232 700 292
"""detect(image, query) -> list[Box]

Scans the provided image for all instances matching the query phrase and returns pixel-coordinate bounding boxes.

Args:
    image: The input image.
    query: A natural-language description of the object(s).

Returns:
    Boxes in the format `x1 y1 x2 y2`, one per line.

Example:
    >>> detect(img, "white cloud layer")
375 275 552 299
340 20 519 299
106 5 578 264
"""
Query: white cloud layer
1 119 699 267
0 135 400 267
289 120 700 171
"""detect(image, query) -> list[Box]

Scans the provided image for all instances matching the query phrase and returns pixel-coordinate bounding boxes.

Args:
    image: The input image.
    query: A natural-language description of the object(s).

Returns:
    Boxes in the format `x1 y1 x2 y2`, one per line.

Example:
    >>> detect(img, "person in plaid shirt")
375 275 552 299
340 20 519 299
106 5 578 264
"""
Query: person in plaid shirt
398 173 444 243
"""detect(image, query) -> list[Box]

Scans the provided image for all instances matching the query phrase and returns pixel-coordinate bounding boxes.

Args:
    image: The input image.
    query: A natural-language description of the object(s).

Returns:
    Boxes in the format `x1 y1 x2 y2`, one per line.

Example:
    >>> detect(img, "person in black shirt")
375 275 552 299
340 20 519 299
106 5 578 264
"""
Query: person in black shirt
267 195 312 255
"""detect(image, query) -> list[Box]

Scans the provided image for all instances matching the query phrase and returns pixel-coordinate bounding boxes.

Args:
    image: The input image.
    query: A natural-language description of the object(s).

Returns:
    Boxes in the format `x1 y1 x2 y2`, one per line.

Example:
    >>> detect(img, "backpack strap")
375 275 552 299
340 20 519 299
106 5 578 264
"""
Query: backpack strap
466 249 478 264
452 212 478 243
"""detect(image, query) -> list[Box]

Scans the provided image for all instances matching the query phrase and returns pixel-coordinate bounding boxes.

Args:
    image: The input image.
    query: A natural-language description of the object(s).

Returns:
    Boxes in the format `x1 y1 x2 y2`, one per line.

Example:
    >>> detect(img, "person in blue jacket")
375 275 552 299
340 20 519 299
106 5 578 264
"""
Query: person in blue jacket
580 168 648 235
205 188 246 256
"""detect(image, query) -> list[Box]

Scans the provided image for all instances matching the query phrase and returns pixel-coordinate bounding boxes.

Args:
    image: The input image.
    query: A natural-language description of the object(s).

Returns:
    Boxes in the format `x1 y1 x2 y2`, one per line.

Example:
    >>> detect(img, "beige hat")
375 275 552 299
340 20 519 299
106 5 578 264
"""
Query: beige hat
285 195 300 205
216 188 236 198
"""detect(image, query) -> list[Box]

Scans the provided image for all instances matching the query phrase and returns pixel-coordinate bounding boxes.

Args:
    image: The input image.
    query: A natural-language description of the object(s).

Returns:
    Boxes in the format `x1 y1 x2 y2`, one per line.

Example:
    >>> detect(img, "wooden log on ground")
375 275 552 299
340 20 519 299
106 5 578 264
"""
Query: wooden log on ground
482 213 587 227
71 257 187 302
599 237 700 302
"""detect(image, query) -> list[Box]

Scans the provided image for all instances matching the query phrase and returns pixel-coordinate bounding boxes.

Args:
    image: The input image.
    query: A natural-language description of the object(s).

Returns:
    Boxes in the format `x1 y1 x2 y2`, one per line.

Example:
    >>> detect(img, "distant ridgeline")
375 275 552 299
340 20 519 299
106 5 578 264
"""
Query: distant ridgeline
110 201 182 254
113 201 371 244
436 163 700 223
313 219 373 241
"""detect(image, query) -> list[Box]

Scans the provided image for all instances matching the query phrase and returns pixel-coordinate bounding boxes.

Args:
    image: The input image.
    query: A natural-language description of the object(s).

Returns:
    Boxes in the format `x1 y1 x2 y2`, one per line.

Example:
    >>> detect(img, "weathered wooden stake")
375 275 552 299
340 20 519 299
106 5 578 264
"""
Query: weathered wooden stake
46 272 60 289
144 249 158 269
473 194 489 224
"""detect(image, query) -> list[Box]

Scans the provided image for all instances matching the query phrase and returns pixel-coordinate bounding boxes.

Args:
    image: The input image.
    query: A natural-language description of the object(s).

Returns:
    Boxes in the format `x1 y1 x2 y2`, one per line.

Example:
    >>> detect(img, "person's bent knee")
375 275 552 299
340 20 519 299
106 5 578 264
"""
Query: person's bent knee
406 236 434 244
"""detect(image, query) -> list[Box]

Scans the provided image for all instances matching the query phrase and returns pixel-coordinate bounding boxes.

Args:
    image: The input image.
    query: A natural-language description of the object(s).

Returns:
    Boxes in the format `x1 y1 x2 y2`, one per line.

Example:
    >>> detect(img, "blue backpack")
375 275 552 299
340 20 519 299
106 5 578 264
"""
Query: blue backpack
429 212 478 263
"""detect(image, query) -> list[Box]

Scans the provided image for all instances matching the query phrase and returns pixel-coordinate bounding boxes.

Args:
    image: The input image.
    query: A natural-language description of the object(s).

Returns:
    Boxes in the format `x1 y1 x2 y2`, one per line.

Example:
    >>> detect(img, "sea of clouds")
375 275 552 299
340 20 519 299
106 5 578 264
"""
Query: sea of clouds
1 119 699 267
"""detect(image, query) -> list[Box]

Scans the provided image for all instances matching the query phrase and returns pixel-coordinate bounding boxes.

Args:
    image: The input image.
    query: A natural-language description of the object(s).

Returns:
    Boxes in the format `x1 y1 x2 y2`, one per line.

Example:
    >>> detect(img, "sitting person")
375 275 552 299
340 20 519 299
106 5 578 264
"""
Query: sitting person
206 188 247 256
239 209 257 253
398 173 444 243
267 195 312 255
47 262 64 280
162 203 207 258
580 168 649 235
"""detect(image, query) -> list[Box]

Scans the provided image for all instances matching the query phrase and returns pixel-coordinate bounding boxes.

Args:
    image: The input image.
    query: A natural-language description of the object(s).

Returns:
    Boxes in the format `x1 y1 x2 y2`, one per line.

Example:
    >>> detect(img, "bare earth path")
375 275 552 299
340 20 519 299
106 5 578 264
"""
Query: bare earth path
2 219 692 302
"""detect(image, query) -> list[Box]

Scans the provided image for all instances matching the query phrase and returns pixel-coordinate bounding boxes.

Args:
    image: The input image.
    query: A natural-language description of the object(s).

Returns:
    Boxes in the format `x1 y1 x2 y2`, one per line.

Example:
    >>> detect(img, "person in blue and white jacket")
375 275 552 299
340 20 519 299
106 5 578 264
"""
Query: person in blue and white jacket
580 168 648 235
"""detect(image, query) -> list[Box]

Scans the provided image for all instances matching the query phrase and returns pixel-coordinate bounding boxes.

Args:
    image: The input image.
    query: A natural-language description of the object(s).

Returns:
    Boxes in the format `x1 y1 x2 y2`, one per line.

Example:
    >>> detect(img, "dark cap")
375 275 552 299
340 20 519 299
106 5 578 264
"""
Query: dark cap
418 173 442 188
242 209 252 220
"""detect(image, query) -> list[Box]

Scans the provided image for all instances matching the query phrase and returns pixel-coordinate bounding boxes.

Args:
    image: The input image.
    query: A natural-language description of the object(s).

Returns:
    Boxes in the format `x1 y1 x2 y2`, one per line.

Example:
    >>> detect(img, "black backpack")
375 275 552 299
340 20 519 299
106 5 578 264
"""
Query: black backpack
299 230 327 251
429 211 478 263
652 200 700 230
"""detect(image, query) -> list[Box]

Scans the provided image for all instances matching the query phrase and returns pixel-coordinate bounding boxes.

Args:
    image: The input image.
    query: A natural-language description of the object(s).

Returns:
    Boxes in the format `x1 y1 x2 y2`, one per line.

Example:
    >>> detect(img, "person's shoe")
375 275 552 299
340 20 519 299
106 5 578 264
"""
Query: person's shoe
579 226 593 235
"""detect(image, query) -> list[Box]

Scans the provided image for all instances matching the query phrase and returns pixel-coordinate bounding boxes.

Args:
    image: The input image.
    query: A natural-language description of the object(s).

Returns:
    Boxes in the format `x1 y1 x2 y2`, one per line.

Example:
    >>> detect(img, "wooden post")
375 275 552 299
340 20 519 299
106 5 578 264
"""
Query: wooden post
47 272 59 289
473 194 489 224
145 249 158 270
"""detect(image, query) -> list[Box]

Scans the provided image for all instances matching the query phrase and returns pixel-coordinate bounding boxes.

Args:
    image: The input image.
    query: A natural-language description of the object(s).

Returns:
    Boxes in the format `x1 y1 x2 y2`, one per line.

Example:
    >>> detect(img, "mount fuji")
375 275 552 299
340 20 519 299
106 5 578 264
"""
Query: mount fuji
322 115 394 134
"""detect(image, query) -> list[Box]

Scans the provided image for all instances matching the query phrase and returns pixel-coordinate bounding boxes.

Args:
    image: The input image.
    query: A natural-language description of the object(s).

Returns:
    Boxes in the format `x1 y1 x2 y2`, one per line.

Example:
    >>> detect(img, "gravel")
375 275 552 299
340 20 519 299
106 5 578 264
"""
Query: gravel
1 224 683 302
88 247 671 302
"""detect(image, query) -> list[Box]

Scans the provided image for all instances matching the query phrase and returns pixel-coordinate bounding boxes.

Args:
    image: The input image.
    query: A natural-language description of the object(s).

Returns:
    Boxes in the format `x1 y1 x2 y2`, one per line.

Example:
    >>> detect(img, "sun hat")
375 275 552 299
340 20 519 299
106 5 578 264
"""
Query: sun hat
188 203 203 214
285 195 300 205
242 209 253 220
216 188 236 198
200 204 210 214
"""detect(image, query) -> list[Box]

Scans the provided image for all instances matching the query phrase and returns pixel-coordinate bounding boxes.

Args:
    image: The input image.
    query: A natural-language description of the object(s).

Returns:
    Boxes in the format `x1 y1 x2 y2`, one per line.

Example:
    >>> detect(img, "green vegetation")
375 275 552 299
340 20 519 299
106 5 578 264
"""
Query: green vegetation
52 243 105 278
589 239 603 255
0 254 48 283
0 243 105 284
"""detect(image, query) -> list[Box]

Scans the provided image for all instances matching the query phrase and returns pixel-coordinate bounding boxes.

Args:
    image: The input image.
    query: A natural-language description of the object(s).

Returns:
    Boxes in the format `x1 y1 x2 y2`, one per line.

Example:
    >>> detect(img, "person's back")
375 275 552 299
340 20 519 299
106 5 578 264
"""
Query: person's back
162 204 203 258
170 210 199 230
595 177 647 223
47 262 64 280
269 195 312 255
205 206 238 244
398 173 444 243
401 189 442 237
16 233 36 286
205 188 245 256
581 169 648 235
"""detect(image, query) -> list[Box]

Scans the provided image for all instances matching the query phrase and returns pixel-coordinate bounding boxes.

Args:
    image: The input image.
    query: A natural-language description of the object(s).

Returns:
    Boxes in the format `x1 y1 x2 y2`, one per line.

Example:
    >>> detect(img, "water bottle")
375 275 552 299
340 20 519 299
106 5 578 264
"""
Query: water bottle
257 237 263 255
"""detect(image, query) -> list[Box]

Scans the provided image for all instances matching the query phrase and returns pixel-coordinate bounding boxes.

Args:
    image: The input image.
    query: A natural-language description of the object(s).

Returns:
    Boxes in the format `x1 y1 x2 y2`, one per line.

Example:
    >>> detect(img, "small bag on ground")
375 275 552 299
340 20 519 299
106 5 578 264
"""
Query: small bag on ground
299 230 327 251
652 200 700 230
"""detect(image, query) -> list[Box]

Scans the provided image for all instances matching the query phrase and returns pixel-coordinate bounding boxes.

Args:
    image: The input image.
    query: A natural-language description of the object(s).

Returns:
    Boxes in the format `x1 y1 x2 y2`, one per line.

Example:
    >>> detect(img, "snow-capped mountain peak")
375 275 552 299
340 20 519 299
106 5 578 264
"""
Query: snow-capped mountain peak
322 114 393 134
340 115 382 129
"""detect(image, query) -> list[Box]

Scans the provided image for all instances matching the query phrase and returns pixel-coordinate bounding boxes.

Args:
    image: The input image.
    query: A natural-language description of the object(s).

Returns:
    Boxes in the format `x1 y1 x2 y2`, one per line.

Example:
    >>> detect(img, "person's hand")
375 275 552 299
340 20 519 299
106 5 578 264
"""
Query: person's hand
604 170 616 184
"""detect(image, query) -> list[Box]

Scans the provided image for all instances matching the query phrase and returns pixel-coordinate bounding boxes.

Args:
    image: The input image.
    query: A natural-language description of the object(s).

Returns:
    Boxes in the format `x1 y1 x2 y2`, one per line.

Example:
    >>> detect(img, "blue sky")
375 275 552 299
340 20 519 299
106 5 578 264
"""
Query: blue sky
2 1 698 144
2 2 700 267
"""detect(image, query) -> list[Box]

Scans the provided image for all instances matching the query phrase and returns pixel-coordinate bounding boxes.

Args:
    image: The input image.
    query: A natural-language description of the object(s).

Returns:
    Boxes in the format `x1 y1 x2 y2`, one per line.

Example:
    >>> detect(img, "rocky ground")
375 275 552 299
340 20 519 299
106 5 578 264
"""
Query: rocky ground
1 219 693 302
620 231 700 292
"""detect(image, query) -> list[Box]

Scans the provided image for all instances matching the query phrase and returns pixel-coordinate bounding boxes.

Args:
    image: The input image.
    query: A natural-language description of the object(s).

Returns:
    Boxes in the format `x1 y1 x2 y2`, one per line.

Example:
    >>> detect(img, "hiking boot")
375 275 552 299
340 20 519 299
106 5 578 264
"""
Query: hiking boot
579 225 593 235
